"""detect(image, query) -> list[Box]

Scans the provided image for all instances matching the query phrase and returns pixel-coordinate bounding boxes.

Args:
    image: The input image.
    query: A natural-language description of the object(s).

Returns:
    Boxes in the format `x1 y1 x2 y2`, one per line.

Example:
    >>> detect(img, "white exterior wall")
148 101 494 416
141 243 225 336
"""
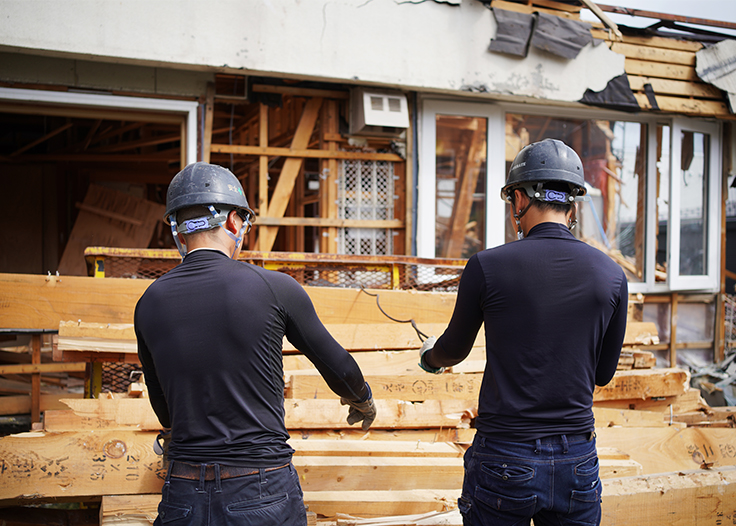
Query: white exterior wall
0 0 623 102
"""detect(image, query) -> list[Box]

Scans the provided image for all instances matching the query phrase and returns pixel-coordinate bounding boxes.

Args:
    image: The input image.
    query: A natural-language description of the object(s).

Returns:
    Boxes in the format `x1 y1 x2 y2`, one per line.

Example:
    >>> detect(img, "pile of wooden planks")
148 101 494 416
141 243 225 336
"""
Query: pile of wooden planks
2 272 736 523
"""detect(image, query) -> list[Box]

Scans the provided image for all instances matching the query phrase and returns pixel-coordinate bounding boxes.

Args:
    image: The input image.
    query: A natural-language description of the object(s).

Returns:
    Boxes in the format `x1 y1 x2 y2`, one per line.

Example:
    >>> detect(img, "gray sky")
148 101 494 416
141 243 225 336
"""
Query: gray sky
580 1 736 34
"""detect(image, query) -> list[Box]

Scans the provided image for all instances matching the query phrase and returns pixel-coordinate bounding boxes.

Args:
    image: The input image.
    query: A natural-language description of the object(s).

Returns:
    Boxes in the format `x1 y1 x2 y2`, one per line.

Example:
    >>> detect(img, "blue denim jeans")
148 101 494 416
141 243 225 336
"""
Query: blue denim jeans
154 462 307 526
458 433 601 526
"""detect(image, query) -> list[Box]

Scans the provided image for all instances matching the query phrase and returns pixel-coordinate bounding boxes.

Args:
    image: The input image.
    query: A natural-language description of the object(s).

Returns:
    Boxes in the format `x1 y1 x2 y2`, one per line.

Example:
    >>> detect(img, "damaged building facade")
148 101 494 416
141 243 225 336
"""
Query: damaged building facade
1 0 735 379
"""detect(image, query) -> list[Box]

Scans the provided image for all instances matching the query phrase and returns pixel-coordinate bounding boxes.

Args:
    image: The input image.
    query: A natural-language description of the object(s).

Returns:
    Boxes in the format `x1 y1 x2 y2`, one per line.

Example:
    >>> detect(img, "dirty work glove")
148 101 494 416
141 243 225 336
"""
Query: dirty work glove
340 384 376 431
153 428 171 469
418 336 445 374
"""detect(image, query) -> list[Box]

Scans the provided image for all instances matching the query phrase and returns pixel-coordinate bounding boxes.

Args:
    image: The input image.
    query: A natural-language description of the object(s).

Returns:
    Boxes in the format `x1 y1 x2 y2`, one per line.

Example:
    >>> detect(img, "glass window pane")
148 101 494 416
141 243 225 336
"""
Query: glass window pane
505 114 647 282
656 124 670 282
679 131 709 276
435 115 487 258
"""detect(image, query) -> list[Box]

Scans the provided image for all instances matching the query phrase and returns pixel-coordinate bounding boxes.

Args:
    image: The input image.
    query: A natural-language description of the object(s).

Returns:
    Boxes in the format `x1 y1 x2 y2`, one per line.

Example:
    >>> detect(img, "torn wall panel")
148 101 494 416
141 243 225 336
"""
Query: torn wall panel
530 11 593 60
696 39 736 113
488 8 534 57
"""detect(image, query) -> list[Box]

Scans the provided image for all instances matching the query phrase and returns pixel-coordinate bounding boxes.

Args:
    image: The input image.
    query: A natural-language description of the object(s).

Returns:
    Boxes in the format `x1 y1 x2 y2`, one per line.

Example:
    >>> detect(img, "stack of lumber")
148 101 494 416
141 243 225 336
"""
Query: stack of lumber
2 273 736 524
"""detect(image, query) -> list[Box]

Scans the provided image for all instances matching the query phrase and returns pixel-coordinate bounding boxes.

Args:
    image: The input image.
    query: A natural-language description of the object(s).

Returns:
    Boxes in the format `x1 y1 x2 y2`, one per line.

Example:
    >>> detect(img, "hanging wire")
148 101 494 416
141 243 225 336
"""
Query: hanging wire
359 285 429 342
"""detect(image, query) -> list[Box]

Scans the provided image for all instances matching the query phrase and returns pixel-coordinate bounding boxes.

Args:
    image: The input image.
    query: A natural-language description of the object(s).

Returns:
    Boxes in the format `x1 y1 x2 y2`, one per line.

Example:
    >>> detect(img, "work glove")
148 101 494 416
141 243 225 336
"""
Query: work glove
340 385 377 431
418 336 445 374
153 428 171 470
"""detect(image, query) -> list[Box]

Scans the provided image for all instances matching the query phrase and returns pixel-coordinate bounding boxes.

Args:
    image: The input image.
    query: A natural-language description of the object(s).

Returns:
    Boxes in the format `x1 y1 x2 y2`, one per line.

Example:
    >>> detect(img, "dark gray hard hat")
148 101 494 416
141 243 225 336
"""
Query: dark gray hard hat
164 162 255 224
501 139 586 202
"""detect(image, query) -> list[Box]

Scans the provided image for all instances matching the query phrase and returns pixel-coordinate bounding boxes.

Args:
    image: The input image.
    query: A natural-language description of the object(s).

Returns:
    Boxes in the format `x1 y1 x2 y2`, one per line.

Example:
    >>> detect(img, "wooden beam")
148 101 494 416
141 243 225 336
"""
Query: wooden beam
211 143 403 162
0 430 166 500
624 58 699 82
593 407 678 428
610 42 695 66
0 393 83 416
284 322 461 352
252 84 349 99
321 99 340 254
287 373 482 401
257 217 404 228
627 75 722 99
30 334 41 423
633 93 731 117
601 467 736 525
44 397 476 432
590 29 703 52
0 273 150 330
75 202 145 226
202 82 215 163
0 274 456 330
294 456 464 491
593 368 690 401
10 122 73 157
670 293 678 367
100 491 462 523
285 348 425 376
489 0 580 20
0 362 86 375
1 274 459 332
258 97 323 251
288 439 463 458
258 102 269 218
596 426 736 474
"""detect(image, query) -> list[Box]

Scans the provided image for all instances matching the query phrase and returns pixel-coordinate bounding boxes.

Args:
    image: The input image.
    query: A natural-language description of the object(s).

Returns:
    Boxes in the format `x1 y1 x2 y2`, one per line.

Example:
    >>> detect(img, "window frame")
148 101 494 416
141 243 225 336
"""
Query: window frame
418 99 505 258
667 118 722 292
418 98 723 294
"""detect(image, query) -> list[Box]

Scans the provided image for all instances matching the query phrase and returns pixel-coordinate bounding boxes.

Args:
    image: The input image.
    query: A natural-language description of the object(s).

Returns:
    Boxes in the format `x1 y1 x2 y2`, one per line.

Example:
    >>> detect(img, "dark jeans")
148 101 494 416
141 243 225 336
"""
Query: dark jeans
154 461 307 526
458 433 601 526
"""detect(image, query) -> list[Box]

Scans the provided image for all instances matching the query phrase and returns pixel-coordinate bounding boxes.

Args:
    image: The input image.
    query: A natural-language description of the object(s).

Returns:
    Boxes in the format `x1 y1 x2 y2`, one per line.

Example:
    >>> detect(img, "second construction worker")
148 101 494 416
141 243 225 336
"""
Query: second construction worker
419 139 628 526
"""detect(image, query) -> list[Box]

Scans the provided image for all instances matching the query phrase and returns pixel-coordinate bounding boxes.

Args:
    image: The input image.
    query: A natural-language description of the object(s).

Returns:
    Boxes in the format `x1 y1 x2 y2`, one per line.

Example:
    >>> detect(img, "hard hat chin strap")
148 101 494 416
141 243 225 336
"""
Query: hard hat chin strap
170 205 252 259
513 197 535 240
513 183 585 239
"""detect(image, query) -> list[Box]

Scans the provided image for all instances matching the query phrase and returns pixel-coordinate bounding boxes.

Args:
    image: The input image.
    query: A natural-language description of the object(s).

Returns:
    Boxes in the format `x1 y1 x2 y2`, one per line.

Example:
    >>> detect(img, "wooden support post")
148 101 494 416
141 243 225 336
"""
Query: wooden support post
179 120 186 170
30 333 41 423
716 122 731 363
670 293 678 367
258 102 269 225
85 362 103 399
320 99 339 254
201 82 215 163
258 97 323 251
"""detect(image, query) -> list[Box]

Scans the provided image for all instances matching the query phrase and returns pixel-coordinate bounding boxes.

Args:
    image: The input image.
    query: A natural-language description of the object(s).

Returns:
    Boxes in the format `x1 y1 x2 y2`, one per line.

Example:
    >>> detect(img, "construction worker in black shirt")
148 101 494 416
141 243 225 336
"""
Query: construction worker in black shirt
135 162 376 526
419 139 628 526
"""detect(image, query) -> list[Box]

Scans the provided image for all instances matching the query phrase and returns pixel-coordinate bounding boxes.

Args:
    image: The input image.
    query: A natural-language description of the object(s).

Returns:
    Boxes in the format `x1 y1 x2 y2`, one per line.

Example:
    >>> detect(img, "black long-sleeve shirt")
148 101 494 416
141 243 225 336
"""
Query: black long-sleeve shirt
427 223 628 441
135 249 369 467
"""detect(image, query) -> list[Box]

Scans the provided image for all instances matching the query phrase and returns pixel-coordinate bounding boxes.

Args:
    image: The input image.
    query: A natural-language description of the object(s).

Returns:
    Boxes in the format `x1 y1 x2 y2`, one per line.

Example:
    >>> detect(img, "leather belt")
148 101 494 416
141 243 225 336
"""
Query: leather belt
170 461 290 481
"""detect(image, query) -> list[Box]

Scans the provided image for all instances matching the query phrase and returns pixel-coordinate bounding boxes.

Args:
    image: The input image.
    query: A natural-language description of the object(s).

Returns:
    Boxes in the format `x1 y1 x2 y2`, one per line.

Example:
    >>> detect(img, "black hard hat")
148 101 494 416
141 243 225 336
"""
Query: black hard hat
164 162 255 224
501 139 586 202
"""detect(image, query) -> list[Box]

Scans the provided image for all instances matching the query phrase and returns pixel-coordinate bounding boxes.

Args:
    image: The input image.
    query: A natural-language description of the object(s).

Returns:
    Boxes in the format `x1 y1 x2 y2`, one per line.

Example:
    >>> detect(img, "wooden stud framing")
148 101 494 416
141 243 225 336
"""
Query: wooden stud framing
201 82 215 163
257 97 323 251
258 103 269 220
670 293 678 367
30 334 41 423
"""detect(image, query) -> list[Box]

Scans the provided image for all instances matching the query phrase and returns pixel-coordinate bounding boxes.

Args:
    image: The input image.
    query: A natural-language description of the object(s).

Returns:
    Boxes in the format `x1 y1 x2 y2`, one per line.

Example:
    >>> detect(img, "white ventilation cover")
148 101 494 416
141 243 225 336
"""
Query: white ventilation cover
350 88 409 136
